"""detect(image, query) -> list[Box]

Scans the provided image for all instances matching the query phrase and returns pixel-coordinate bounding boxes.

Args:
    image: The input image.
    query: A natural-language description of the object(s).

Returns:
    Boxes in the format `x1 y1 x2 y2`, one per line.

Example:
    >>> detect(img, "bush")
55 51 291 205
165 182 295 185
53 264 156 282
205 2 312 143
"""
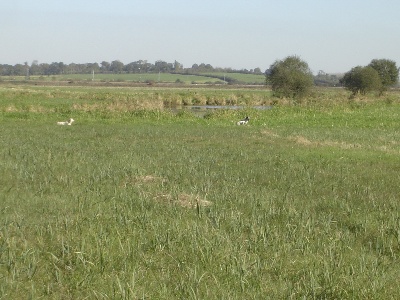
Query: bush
267 56 314 99
340 66 382 96
368 59 399 95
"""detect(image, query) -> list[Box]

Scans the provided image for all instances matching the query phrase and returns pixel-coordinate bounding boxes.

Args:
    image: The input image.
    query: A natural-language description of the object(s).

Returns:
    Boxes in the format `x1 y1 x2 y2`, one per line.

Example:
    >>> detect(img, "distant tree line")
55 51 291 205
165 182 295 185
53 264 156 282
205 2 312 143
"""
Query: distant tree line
4 58 397 94
0 60 264 77
314 70 341 87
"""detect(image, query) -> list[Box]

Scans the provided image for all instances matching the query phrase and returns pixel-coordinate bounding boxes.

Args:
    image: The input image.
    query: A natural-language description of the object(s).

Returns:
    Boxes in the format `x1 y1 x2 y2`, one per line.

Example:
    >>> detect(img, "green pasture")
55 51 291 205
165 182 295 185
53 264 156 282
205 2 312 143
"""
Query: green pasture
1 85 400 299
201 72 266 84
58 73 220 84
1 72 265 85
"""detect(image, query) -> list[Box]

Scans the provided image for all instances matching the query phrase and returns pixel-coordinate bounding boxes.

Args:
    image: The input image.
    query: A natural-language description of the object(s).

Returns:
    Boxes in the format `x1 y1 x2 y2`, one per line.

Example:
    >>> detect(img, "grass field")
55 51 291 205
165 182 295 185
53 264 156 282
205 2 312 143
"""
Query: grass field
1 72 265 85
201 72 266 85
57 73 222 85
1 85 400 299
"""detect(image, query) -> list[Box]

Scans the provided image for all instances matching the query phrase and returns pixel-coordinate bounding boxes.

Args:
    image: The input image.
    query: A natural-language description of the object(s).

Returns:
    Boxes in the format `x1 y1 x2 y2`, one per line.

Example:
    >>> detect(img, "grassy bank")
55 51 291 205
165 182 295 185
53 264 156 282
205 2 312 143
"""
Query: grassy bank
1 85 400 299
0 85 272 115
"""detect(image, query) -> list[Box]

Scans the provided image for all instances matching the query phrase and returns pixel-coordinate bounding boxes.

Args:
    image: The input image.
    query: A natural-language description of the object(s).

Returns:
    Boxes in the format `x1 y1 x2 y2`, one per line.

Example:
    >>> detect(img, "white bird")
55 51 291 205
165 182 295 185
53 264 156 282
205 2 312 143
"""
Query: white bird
57 118 75 125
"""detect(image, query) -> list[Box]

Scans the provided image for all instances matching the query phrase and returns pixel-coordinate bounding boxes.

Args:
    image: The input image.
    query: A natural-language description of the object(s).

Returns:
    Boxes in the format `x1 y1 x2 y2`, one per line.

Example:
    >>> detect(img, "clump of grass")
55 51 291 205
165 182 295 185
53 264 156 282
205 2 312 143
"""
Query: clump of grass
155 193 212 208
192 93 207 105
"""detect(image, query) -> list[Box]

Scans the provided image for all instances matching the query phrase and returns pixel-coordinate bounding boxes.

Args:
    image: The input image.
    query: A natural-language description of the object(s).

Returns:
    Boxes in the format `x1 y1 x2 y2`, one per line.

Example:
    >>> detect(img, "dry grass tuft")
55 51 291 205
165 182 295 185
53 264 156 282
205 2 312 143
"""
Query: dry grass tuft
261 131 368 151
290 135 313 146
120 176 211 208
260 129 280 138
120 175 167 188
155 192 212 208
5 105 18 112
177 193 212 208
290 135 362 149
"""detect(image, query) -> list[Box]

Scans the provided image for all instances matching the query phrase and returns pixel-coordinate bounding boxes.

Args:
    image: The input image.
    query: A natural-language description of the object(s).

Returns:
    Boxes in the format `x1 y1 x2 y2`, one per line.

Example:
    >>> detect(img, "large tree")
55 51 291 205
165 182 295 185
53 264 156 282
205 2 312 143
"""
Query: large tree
110 60 124 74
266 55 314 98
368 59 399 94
340 66 382 96
155 60 172 72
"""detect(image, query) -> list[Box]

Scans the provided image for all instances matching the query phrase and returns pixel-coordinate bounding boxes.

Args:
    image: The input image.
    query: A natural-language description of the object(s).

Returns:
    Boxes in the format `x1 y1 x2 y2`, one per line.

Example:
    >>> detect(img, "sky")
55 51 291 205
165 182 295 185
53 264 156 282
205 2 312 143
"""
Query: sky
1 0 400 74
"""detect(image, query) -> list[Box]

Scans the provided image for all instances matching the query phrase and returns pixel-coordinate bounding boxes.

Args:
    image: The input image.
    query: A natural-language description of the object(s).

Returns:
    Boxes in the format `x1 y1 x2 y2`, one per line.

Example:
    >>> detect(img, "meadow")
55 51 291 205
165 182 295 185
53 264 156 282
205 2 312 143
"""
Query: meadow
57 73 221 85
1 85 400 299
0 72 265 85
200 72 266 85
0 71 265 85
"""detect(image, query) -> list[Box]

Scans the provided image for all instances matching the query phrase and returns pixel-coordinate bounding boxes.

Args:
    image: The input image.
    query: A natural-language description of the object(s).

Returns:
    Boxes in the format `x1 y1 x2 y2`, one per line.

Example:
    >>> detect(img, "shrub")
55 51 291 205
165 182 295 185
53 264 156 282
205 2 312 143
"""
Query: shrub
267 56 314 99
368 59 399 95
340 66 382 96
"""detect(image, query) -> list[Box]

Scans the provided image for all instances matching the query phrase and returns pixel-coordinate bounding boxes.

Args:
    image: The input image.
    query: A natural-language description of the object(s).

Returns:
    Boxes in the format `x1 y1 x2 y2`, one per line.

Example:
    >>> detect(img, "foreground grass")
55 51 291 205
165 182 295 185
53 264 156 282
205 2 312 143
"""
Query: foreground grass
1 86 400 299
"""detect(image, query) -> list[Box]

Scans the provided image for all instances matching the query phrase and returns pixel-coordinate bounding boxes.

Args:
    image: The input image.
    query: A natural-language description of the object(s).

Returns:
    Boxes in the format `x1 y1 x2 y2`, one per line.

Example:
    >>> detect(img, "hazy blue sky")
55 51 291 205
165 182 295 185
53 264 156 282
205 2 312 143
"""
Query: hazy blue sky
2 0 399 73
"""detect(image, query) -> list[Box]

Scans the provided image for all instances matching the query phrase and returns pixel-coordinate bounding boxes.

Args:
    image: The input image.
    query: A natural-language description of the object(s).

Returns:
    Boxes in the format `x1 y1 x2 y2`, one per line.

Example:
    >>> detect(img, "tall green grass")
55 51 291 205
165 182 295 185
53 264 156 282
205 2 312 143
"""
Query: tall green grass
0 86 273 117
1 86 400 298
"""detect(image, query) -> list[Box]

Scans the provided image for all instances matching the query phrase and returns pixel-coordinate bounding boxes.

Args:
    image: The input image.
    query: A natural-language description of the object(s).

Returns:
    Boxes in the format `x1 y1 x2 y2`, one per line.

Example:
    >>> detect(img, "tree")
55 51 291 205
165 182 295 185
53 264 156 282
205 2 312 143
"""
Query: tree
30 60 41 75
267 55 314 98
154 60 171 72
47 62 65 75
86 63 100 74
174 60 183 71
110 60 124 74
253 67 262 75
340 66 382 96
13 64 26 76
368 59 399 94
100 61 111 73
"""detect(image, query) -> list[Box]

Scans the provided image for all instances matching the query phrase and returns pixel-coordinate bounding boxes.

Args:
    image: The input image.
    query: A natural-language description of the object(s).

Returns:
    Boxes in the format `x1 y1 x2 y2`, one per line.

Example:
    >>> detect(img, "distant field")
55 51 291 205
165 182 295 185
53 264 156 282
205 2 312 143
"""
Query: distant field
59 73 221 84
1 84 400 298
0 72 266 85
201 72 266 84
